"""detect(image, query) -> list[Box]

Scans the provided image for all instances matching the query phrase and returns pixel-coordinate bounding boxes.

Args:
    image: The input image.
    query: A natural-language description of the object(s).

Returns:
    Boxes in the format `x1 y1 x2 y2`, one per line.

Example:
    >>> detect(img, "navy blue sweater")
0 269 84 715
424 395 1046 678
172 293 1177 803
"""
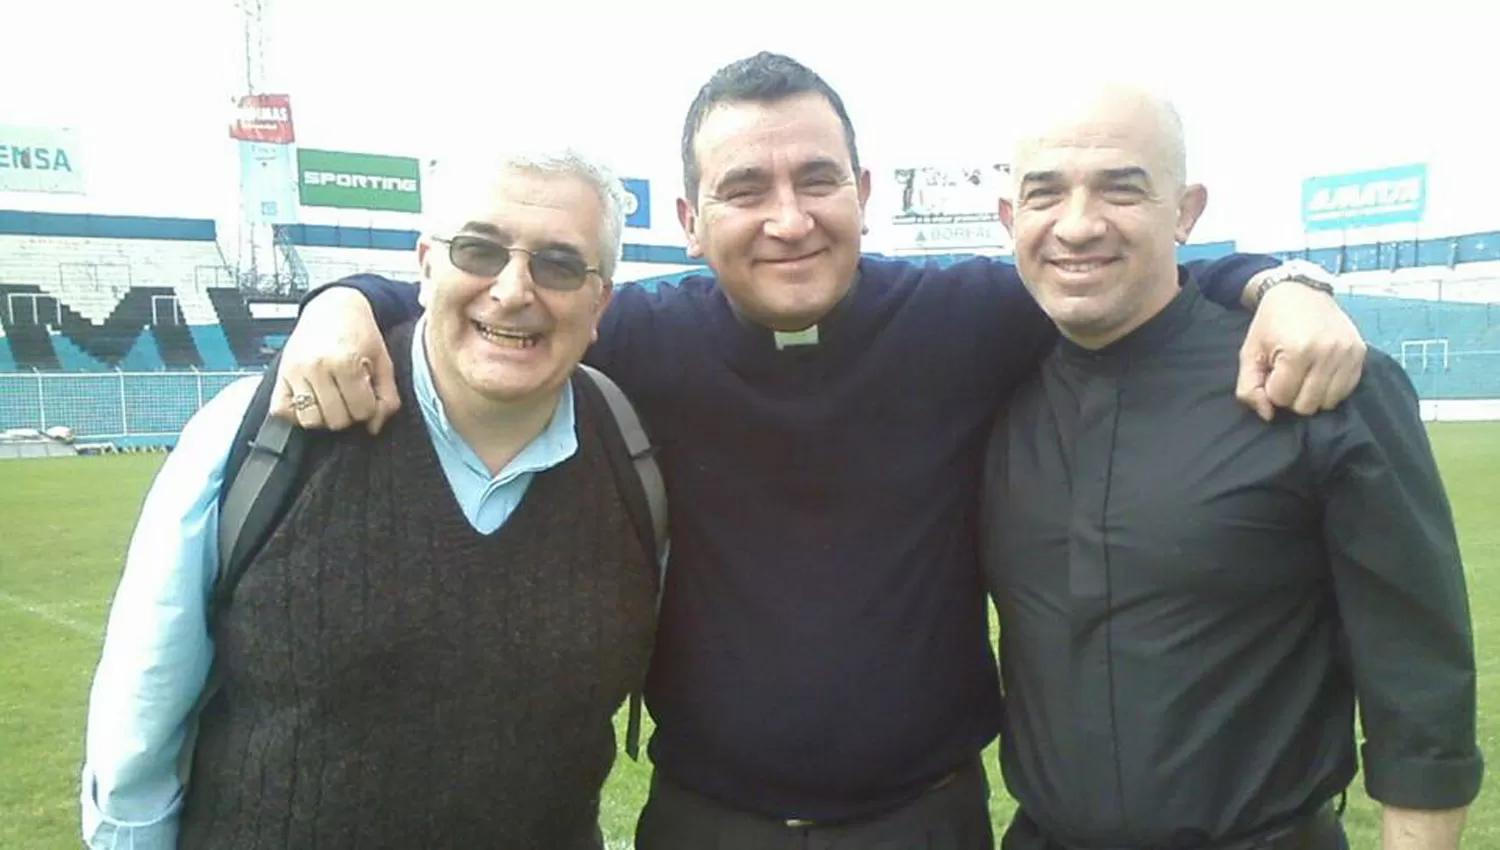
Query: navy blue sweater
331 253 1276 821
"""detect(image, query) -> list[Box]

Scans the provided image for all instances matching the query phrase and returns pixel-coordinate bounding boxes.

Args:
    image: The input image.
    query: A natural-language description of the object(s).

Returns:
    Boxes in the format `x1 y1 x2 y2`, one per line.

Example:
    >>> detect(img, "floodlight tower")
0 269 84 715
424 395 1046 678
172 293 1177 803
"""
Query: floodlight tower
232 0 279 290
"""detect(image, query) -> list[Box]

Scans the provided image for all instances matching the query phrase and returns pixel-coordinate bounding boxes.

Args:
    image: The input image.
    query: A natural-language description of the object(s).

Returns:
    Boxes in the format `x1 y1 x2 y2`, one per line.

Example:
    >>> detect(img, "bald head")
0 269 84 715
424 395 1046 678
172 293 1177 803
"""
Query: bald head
1009 82 1188 197
997 81 1209 350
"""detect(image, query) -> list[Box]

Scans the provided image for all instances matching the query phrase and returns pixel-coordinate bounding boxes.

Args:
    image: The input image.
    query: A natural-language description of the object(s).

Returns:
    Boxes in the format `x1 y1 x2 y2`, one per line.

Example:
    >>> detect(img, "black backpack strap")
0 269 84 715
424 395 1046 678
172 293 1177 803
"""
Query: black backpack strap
217 412 295 600
214 352 322 622
180 359 329 786
575 365 669 761
177 363 285 784
578 364 668 569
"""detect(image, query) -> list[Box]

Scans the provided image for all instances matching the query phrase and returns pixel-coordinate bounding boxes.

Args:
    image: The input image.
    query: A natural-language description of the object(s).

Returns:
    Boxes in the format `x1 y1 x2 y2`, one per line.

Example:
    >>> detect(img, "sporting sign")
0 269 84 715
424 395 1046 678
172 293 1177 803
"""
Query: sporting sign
297 148 422 213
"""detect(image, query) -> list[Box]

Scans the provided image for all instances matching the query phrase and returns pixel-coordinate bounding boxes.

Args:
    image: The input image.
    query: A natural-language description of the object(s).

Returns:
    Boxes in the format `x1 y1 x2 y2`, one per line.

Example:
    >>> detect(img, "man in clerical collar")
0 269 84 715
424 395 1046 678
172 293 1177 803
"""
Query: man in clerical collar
982 83 1482 850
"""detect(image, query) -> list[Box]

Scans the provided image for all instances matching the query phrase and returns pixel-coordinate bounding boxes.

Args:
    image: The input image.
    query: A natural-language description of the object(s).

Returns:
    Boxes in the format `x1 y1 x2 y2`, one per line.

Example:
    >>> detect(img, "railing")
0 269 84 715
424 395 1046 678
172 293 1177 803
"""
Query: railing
273 227 311 292
0 369 262 445
2 348 1499 449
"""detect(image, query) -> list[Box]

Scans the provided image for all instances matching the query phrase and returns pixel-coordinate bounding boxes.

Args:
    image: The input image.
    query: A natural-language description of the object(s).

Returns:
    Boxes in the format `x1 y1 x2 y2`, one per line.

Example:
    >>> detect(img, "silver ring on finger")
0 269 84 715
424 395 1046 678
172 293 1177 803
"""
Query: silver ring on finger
292 392 318 411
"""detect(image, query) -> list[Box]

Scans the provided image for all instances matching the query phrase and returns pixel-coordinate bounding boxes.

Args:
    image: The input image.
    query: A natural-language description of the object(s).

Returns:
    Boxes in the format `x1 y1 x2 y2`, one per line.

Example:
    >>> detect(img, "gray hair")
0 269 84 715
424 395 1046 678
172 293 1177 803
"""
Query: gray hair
423 146 628 280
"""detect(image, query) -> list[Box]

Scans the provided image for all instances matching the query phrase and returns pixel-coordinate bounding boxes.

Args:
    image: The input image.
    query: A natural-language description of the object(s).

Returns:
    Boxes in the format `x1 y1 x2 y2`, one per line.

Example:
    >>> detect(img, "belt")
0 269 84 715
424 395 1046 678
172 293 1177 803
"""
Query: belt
780 768 962 829
1209 803 1340 850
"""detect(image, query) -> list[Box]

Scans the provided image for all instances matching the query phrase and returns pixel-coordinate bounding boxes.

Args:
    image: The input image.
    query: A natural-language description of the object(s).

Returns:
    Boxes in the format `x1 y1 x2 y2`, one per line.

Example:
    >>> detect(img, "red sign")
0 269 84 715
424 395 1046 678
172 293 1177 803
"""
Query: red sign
229 94 295 144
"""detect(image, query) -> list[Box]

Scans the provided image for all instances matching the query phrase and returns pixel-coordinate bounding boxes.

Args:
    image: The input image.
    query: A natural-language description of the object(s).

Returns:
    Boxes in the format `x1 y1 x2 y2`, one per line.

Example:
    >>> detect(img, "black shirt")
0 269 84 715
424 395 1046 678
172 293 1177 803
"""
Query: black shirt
981 277 1482 847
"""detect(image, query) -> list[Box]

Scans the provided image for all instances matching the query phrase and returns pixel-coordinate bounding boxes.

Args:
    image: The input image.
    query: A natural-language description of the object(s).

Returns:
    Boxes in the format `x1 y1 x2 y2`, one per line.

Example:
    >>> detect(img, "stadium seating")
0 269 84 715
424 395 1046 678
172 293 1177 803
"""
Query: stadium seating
204 286 272 369
295 245 415 288
0 212 264 373
2 209 1499 444
4 224 1498 382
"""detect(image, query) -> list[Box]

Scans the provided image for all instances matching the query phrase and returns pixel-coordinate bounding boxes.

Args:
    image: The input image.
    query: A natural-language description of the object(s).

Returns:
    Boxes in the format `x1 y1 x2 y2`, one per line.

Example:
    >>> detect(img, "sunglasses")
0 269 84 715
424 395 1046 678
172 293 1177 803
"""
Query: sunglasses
432 234 601 291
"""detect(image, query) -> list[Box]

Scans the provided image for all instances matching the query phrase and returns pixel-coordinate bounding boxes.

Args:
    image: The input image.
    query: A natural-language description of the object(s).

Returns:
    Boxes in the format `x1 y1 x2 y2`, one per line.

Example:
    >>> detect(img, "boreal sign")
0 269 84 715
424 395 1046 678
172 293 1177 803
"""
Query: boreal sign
1301 164 1426 231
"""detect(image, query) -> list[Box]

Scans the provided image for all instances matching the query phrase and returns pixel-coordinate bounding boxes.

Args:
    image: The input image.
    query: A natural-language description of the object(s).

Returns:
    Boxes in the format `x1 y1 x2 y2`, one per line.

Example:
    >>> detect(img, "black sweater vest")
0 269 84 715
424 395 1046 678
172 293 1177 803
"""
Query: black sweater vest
179 322 659 849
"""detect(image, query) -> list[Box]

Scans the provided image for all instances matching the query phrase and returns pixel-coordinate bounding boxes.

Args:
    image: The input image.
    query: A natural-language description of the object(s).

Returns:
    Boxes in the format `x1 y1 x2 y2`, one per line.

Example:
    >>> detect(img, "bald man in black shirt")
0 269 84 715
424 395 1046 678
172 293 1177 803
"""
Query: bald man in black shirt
982 85 1482 850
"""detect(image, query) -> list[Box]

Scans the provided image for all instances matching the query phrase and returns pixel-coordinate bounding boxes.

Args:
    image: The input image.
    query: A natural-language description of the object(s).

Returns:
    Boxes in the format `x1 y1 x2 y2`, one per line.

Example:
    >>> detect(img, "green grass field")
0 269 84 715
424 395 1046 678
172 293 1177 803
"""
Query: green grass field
2 422 1496 848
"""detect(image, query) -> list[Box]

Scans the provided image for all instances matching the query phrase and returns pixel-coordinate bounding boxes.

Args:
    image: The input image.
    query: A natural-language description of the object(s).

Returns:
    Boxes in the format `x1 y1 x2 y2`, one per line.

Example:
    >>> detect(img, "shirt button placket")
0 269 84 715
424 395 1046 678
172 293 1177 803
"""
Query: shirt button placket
1066 371 1126 830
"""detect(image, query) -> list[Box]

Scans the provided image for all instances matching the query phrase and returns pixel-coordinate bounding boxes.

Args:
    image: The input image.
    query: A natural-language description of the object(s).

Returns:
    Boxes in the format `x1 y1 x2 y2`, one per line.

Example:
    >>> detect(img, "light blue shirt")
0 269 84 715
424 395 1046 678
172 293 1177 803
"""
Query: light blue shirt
79 316 578 849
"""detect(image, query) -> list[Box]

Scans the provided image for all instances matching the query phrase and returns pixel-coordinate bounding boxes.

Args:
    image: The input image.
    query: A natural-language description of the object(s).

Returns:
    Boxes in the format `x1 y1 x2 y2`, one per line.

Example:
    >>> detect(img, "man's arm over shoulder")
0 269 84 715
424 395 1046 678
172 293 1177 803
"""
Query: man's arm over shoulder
300 273 422 332
921 252 1274 398
970 251 1274 315
582 280 680 395
80 376 261 850
1181 254 1280 310
943 257 1055 388
275 273 673 433
964 252 1364 414
968 253 1274 358
1310 353 1482 838
270 275 418 434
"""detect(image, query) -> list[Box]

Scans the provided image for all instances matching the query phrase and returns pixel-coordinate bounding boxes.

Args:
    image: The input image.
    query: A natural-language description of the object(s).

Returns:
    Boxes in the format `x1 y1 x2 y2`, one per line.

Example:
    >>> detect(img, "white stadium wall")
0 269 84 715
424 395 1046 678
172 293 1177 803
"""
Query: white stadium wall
1421 400 1500 423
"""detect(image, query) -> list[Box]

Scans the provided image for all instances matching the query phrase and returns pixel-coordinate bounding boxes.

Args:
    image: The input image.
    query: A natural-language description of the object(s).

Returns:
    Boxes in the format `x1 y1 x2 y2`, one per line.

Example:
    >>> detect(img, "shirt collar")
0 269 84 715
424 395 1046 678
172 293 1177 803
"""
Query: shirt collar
411 314 578 483
711 264 865 367
1055 265 1202 370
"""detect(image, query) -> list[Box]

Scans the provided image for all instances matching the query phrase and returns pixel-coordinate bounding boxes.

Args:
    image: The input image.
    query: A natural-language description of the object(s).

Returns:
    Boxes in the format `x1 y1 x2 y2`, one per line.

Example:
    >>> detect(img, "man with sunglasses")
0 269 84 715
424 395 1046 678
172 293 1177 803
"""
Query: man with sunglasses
256 54 1369 849
80 147 659 850
439 230 597 289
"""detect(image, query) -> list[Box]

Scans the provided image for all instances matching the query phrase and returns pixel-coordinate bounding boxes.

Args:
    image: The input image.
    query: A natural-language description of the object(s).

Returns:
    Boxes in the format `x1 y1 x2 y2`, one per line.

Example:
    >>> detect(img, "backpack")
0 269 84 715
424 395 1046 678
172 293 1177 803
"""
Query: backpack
197 353 667 765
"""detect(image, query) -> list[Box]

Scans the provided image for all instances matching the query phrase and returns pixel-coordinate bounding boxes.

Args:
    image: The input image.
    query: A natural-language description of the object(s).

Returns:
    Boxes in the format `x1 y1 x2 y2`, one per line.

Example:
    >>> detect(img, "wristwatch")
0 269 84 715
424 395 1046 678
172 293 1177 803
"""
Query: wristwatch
1252 259 1338 303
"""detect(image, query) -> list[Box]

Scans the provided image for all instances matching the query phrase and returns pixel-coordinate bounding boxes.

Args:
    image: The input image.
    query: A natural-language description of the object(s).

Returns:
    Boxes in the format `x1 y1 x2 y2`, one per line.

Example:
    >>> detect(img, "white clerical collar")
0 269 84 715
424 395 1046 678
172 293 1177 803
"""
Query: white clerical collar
772 325 820 350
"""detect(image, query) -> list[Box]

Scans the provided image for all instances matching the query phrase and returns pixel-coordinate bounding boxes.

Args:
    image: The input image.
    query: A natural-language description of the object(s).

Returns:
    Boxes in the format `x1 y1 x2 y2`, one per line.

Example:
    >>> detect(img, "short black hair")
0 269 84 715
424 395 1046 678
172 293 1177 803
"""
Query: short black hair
680 51 861 205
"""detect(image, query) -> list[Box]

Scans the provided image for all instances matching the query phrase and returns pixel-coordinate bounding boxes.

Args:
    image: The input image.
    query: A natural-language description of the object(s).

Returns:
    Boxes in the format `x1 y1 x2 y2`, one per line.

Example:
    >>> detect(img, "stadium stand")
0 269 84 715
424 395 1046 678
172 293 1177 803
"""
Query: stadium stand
275 223 417 290
205 286 273 369
0 211 248 372
1 208 1498 446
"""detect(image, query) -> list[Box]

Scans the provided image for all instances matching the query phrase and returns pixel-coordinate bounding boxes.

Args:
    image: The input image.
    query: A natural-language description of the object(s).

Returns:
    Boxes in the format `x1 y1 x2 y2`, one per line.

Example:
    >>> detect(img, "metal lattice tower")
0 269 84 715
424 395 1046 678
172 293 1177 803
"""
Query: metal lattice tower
237 0 269 94
231 0 279 290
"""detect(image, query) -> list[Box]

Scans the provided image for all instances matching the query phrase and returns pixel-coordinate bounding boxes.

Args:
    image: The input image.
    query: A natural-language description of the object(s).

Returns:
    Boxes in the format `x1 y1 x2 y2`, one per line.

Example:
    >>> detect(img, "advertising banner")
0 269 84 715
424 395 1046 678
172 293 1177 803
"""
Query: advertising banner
230 94 296 144
1301 163 1426 231
0 125 85 195
888 164 1012 252
622 177 650 229
297 148 422 213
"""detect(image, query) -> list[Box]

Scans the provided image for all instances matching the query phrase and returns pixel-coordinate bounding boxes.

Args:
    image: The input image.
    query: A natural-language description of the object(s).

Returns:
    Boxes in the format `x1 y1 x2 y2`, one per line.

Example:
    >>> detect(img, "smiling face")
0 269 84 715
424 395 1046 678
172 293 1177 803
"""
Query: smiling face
677 92 871 332
999 87 1208 349
417 166 613 414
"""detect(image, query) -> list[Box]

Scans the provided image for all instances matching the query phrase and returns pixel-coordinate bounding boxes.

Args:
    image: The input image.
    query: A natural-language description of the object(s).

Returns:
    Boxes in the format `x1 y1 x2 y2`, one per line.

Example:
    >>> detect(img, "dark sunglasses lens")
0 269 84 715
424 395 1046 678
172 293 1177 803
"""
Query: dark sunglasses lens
531 254 589 290
449 236 509 276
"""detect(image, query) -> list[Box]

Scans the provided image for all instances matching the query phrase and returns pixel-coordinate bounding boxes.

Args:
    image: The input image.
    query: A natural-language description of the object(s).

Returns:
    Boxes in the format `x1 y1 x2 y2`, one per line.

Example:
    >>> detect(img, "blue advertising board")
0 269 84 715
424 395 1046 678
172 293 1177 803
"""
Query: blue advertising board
1301 163 1426 231
622 177 650 229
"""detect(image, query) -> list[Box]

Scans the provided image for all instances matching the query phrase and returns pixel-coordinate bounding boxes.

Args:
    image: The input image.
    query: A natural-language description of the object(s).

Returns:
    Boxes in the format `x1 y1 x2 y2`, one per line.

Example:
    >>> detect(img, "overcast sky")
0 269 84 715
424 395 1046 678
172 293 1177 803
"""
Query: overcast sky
2 0 1495 254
